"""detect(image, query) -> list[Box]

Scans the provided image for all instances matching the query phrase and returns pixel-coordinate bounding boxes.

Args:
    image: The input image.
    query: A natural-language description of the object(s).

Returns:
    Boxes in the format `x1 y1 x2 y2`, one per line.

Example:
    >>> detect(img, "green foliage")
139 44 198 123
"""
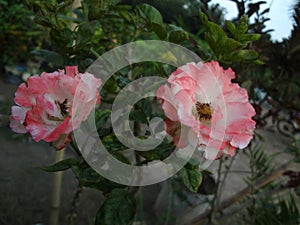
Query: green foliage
30 49 64 66
24 0 170 70
168 24 189 44
102 134 127 152
41 157 79 172
42 156 124 193
24 0 195 72
121 0 225 34
95 188 136 225
22 1 284 224
199 12 261 64
179 161 202 192
237 143 300 225
239 0 300 114
135 3 163 25
95 109 111 137
246 144 279 183
136 138 175 162
0 0 45 69
129 109 148 124
71 161 125 192
246 193 300 225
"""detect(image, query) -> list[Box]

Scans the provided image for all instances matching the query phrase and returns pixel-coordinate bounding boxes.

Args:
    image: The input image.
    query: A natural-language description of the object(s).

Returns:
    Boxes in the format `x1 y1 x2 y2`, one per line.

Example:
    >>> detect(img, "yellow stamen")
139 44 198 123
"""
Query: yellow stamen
195 102 213 121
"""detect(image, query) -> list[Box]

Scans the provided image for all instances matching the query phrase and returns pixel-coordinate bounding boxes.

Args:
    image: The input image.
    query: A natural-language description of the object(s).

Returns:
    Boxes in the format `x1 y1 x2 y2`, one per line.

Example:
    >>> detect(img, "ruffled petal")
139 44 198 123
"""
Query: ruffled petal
10 106 29 133
10 66 102 149
157 60 256 159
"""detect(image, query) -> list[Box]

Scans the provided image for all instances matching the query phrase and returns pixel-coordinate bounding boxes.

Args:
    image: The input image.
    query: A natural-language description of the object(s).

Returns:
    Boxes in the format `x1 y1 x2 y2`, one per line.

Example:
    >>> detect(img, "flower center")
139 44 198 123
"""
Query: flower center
195 102 213 121
57 99 70 117
56 99 70 118
47 99 70 122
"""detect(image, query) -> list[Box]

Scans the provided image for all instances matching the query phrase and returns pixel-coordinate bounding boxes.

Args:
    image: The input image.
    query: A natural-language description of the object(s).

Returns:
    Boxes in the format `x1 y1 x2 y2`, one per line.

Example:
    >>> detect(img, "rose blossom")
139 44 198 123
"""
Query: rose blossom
157 61 256 160
10 66 102 149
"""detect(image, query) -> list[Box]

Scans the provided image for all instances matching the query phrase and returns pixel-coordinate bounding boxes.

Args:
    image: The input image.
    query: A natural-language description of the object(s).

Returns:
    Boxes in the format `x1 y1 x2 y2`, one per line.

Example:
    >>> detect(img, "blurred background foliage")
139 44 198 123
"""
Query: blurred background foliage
0 0 47 72
0 0 300 225
1 0 299 115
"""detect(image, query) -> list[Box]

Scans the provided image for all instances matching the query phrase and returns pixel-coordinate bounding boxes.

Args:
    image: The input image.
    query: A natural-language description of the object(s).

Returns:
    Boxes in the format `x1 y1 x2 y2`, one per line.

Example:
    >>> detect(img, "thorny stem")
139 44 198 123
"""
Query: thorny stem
209 156 224 224
219 153 238 198
67 181 83 225
90 48 101 58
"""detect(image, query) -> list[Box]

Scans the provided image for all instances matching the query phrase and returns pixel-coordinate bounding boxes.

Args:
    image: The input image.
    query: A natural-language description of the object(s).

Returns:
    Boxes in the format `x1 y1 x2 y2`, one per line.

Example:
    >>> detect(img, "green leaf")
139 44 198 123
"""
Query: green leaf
95 109 111 127
136 98 153 117
95 189 136 225
50 27 74 49
231 49 259 61
130 66 143 80
239 33 261 43
237 15 248 35
150 22 167 39
207 22 227 42
30 49 64 66
80 58 94 69
34 16 53 27
136 150 160 161
129 110 148 124
103 77 118 94
225 20 237 37
199 11 208 25
224 38 242 53
102 134 126 152
135 3 166 39
204 22 228 55
115 75 131 88
200 11 260 63
71 162 123 192
41 158 79 172
180 166 202 192
137 138 175 161
253 59 264 65
95 109 111 137
118 7 133 22
77 21 100 45
136 3 163 25
111 152 131 165
169 30 189 44
44 0 58 12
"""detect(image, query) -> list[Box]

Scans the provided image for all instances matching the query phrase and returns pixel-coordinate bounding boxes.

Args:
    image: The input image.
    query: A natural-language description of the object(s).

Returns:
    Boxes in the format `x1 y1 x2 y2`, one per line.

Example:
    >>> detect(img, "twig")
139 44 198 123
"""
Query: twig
217 184 289 220
186 160 295 225
248 144 256 224
219 154 238 198
208 157 224 224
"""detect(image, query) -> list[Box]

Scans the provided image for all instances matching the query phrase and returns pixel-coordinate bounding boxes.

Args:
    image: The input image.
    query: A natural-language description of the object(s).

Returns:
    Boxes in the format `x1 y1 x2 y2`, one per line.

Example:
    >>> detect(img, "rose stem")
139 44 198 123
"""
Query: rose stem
185 159 294 225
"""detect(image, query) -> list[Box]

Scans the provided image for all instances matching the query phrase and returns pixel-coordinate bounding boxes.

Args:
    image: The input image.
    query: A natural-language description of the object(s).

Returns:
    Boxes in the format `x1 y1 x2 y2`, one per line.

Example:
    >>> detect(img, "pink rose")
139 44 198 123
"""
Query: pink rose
10 66 102 149
157 61 256 159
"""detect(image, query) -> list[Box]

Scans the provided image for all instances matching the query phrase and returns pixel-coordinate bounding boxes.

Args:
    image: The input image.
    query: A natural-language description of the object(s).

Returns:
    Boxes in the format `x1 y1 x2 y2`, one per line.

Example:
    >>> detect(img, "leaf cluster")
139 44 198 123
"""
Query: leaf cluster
199 12 261 64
